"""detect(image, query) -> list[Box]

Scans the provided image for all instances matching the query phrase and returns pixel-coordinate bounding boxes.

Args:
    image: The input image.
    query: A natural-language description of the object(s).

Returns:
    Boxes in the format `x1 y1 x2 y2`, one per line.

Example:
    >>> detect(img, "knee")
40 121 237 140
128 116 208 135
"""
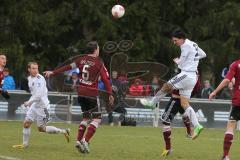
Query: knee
80 119 89 127
161 114 172 125
226 121 237 133
163 83 173 93
38 126 46 132
182 115 190 123
90 119 102 128
180 99 189 108
162 121 171 126
162 125 171 132
23 121 31 128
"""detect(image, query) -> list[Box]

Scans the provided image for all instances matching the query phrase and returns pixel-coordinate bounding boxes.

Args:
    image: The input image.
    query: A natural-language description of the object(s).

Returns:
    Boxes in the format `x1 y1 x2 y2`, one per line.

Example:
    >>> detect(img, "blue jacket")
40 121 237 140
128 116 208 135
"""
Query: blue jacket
2 75 15 90
98 80 112 91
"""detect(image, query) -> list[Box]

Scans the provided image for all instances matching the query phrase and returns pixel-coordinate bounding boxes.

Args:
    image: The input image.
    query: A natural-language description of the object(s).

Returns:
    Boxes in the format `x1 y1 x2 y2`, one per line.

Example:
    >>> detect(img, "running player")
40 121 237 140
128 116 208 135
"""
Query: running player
44 41 114 153
140 29 206 139
161 76 201 157
13 62 70 149
209 60 240 160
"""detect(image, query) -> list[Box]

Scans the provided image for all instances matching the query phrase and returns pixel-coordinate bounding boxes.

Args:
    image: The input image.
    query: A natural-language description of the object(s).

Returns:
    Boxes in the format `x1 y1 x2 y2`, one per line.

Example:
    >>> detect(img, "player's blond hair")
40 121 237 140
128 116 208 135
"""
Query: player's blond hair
0 54 6 58
28 62 38 68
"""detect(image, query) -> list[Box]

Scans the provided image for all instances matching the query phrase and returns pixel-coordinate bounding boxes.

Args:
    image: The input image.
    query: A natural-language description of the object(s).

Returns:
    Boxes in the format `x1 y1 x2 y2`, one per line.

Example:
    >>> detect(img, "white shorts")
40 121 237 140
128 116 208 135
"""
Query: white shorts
25 103 50 127
168 71 197 98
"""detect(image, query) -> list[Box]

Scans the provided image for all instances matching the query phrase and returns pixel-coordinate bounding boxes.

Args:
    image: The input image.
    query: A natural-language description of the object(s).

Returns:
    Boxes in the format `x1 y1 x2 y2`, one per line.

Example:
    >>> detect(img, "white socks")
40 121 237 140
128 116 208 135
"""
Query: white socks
45 126 65 134
23 128 31 146
151 90 168 104
22 126 65 146
184 106 199 128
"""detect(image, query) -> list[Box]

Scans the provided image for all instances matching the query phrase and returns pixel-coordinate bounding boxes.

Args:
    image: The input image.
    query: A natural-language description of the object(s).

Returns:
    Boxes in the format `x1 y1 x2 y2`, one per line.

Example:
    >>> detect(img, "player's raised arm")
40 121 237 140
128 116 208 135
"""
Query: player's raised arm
43 62 77 77
209 79 230 101
209 62 236 100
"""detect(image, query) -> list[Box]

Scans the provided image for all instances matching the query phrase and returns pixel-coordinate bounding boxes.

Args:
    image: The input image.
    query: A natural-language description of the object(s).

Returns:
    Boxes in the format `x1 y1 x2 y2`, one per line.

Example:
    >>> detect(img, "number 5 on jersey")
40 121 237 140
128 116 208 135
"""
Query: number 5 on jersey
82 65 90 81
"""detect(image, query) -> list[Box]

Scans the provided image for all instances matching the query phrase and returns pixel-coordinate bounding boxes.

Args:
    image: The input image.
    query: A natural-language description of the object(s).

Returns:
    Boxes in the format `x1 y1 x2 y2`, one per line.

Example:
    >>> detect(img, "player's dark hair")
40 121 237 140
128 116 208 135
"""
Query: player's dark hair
85 41 98 54
171 29 186 39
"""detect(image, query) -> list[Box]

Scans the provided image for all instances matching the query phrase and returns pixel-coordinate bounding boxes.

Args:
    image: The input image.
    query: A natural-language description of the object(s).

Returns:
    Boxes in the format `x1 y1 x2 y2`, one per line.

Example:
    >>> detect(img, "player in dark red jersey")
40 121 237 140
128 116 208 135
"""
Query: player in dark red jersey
209 60 240 160
0 54 10 99
161 75 201 157
0 54 6 84
44 41 114 154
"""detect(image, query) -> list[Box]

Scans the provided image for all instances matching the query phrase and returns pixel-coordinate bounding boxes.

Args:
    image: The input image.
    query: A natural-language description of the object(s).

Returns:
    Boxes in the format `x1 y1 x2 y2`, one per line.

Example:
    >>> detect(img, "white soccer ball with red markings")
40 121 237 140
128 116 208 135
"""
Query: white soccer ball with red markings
111 5 125 18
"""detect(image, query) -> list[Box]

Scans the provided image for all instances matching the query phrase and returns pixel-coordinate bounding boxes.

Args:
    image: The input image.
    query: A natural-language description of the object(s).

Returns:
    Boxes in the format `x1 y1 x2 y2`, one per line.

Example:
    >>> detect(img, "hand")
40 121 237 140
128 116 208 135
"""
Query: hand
43 71 54 77
209 92 216 101
109 95 114 106
173 58 180 64
1 90 10 99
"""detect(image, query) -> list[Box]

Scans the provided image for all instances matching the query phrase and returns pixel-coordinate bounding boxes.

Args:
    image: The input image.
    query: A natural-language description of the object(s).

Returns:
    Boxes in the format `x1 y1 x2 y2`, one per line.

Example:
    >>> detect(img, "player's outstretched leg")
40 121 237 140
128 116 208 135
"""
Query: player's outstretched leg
183 106 203 140
13 121 32 149
81 119 101 153
76 120 89 153
140 83 172 108
43 126 70 143
182 115 192 138
161 125 173 157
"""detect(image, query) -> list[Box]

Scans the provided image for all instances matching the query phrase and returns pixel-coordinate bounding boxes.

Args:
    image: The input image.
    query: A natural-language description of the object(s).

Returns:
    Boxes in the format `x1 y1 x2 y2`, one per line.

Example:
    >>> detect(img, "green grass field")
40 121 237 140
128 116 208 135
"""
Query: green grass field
0 121 240 160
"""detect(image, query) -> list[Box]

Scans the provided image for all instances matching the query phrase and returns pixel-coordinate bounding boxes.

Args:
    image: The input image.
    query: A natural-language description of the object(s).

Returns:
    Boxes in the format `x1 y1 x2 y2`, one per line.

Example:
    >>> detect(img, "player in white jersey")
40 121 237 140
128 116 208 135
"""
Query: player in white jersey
13 62 70 148
141 29 206 143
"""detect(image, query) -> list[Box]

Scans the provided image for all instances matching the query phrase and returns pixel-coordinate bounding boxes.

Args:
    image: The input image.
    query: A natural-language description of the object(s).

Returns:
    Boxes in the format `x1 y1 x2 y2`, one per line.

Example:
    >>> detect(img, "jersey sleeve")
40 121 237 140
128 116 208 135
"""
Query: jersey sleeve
100 64 112 95
52 59 80 75
195 47 206 60
225 62 237 81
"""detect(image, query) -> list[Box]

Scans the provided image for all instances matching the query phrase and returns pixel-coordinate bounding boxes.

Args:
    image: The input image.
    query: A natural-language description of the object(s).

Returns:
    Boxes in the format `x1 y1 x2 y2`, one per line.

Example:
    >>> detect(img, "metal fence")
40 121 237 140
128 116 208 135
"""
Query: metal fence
0 90 234 128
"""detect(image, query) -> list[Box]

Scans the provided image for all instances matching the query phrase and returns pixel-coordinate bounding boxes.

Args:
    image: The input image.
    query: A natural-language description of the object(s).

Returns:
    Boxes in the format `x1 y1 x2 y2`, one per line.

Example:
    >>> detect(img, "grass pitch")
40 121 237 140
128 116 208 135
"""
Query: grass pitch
0 121 240 160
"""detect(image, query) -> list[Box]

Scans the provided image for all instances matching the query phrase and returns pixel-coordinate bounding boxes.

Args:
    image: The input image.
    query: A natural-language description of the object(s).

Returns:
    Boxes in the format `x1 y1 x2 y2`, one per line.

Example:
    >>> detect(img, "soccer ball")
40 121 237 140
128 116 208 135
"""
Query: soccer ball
111 5 125 18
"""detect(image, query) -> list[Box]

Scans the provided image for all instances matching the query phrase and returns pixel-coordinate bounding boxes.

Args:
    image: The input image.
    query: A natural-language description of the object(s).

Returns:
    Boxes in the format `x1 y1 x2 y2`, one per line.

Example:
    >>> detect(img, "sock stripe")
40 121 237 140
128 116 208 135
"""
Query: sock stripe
225 132 234 135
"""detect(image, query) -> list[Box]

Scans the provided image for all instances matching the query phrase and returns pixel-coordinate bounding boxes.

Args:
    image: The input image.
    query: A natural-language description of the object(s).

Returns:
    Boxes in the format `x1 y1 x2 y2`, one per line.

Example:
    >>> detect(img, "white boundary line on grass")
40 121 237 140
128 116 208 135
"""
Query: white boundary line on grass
0 155 21 160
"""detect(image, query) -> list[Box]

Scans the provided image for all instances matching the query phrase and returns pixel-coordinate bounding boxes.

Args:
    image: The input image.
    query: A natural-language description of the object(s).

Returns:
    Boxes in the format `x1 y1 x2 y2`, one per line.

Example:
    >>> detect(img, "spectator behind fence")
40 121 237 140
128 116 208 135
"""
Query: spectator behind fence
201 80 214 98
19 72 29 91
109 71 127 126
117 73 129 96
2 68 15 90
129 78 144 96
112 71 121 91
221 65 229 79
64 71 79 91
149 76 160 96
